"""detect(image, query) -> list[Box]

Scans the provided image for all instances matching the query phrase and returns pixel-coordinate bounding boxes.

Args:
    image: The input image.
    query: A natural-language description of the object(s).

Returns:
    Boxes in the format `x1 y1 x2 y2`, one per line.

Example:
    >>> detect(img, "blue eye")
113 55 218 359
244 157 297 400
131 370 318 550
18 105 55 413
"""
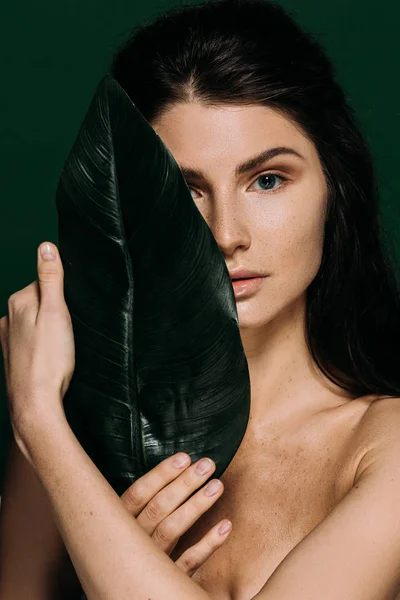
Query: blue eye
253 173 285 191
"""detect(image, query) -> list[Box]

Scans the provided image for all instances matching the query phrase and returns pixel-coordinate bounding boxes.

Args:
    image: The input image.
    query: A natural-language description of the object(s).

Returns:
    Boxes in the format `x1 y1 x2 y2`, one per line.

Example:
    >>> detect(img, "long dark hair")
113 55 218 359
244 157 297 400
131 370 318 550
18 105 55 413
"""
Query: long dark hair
110 0 400 398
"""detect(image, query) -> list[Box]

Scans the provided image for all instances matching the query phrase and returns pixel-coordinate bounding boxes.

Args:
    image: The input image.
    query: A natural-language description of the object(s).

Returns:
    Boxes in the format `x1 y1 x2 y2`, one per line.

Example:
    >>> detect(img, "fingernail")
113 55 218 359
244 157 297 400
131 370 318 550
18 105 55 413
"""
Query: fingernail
196 458 213 475
40 243 56 260
218 520 232 535
172 453 190 468
204 479 222 496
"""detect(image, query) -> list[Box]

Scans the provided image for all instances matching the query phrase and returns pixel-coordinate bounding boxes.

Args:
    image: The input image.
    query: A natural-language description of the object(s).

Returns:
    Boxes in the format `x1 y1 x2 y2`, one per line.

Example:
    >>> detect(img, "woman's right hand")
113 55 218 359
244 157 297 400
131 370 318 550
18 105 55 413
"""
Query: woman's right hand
119 453 232 578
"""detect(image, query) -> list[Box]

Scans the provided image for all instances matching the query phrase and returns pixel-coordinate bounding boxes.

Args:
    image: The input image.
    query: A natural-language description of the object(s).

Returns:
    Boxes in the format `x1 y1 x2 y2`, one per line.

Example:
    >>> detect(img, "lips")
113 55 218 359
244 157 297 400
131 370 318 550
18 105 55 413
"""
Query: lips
230 275 267 299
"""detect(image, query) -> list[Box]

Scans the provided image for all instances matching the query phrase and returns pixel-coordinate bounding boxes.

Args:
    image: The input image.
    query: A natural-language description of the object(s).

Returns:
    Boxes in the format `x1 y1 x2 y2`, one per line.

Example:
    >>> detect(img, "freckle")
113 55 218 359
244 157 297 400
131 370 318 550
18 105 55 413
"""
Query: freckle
90 511 93 515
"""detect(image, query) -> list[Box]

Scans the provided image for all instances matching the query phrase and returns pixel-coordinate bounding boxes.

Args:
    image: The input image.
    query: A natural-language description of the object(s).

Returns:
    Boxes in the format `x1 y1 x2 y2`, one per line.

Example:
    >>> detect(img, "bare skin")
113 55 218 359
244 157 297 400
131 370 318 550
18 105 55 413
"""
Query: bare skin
169 394 378 599
1 102 400 599
151 102 398 599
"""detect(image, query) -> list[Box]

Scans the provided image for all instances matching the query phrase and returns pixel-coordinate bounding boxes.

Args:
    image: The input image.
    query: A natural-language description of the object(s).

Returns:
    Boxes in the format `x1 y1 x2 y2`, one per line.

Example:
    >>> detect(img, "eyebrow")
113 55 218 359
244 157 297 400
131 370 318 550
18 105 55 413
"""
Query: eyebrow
179 146 306 180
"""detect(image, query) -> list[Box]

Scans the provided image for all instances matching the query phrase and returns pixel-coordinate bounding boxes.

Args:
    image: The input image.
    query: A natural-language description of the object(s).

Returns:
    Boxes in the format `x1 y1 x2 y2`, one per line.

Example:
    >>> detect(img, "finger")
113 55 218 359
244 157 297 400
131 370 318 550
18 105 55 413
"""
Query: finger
136 457 217 535
175 519 232 577
36 242 65 311
151 478 224 553
121 452 192 516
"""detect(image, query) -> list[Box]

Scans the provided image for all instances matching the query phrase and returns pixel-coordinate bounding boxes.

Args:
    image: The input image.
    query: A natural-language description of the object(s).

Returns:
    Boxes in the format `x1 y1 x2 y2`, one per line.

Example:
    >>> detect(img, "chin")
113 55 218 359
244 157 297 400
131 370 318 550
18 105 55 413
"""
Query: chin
236 290 306 332
236 298 273 330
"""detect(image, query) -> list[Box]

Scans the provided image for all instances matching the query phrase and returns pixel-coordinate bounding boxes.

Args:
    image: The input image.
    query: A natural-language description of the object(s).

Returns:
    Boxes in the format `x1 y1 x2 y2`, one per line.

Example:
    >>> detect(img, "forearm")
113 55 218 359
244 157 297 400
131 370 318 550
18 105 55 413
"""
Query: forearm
14 401 211 600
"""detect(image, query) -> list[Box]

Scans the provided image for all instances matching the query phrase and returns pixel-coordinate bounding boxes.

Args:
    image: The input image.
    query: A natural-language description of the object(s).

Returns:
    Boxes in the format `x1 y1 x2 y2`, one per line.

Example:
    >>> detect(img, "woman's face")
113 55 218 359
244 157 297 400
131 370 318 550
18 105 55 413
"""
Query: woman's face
151 103 329 331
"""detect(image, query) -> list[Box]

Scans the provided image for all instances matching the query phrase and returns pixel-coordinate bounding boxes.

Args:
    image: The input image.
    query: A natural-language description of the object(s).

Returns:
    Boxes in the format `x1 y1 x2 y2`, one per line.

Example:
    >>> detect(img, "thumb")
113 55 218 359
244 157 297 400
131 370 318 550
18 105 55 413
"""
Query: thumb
37 242 64 309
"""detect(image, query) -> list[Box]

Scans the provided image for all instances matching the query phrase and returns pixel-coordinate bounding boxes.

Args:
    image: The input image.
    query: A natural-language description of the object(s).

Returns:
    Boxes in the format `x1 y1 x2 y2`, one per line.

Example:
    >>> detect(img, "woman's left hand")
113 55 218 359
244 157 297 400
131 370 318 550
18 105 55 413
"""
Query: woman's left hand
0 242 75 436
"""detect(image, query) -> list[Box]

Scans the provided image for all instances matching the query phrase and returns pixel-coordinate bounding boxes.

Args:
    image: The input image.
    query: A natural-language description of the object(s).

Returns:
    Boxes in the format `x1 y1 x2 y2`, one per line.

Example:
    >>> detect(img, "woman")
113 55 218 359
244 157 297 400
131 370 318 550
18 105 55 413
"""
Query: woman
1 0 400 598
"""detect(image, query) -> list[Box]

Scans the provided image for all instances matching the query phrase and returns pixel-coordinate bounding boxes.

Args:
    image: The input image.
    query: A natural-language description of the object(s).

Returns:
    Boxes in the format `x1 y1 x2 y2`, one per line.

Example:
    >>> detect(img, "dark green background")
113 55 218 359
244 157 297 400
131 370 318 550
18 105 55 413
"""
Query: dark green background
0 0 399 491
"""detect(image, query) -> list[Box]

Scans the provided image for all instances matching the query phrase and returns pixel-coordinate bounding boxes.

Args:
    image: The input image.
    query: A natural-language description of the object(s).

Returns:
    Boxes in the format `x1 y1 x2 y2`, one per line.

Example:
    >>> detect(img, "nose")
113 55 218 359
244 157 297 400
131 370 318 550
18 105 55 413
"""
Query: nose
205 194 251 259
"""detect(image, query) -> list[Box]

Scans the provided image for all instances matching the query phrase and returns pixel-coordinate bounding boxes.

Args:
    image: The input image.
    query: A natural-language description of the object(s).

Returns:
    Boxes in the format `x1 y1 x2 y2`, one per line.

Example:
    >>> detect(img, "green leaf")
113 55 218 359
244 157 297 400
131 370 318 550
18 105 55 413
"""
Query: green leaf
56 75 250 496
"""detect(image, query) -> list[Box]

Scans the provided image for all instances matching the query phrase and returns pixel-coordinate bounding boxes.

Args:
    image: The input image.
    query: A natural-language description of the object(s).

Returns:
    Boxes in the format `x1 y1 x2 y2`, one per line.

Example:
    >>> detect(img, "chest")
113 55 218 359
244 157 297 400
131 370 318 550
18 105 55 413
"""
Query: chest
171 411 361 600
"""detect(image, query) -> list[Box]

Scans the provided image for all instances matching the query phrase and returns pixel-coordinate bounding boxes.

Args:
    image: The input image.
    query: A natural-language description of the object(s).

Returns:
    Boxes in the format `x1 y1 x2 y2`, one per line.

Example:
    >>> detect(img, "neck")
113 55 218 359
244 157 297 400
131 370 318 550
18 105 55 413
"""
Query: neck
239 297 352 431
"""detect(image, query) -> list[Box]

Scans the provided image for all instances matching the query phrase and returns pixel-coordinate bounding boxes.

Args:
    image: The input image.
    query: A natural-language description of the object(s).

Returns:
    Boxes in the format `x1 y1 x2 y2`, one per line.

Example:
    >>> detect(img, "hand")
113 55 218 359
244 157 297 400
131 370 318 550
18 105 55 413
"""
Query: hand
0 242 75 430
120 451 232 578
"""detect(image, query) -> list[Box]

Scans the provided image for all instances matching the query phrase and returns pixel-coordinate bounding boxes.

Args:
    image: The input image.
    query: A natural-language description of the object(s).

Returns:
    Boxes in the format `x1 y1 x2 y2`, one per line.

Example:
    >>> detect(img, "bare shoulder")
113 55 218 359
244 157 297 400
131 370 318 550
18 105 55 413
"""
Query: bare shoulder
351 394 400 481
354 394 400 449
250 396 400 600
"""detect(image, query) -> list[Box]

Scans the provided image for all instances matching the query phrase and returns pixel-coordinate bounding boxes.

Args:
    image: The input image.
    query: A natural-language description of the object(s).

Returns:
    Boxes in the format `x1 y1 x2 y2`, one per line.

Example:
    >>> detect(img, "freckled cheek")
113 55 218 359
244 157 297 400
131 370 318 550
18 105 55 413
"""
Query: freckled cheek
255 208 326 282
